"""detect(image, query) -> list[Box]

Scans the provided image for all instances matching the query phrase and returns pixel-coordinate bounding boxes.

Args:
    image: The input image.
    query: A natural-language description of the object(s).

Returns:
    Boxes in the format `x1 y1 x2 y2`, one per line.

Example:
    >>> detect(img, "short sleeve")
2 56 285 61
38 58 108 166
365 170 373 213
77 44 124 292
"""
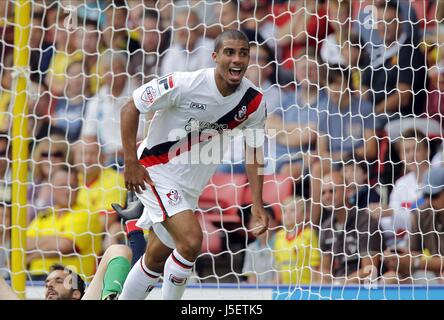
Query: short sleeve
132 73 180 113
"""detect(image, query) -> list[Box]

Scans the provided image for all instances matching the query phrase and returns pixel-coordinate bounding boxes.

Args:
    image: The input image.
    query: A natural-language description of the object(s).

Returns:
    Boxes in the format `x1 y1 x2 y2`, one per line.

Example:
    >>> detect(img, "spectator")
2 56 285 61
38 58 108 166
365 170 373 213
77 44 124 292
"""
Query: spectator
29 10 53 83
425 25 444 130
382 128 431 249
239 0 276 50
214 0 239 31
242 206 278 285
26 166 102 281
321 0 352 66
382 165 444 285
82 51 146 166
0 132 10 204
266 52 325 179
0 204 9 278
0 52 12 131
244 43 279 103
316 170 383 284
28 134 72 222
101 0 141 61
274 196 320 285
355 0 421 61
27 80 53 141
309 66 377 210
0 0 13 53
160 8 214 75
361 1 427 130
343 155 380 211
318 68 377 165
131 8 170 85
173 0 222 39
274 0 332 73
51 61 89 142
0 132 10 278
76 0 106 30
44 8 82 97
341 32 369 95
73 136 127 250
73 18 103 96
426 72 444 130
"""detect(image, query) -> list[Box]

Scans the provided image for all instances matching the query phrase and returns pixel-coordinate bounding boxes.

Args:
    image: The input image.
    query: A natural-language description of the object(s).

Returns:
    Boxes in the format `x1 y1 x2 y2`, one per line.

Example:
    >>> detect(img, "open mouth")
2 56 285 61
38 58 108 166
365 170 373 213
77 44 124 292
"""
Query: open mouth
229 67 242 78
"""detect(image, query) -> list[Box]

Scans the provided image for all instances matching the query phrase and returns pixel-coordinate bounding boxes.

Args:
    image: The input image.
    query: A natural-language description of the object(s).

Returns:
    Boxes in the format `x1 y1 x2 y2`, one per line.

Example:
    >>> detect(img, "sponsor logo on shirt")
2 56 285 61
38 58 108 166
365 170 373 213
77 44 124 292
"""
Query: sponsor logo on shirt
141 86 157 104
234 105 248 122
166 189 181 206
184 118 228 134
190 102 207 110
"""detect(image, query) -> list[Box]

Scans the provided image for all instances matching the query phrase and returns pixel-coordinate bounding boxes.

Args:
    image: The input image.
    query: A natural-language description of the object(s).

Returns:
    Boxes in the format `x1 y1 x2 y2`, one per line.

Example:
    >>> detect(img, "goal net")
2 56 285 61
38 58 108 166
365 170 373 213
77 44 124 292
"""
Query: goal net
1 0 444 300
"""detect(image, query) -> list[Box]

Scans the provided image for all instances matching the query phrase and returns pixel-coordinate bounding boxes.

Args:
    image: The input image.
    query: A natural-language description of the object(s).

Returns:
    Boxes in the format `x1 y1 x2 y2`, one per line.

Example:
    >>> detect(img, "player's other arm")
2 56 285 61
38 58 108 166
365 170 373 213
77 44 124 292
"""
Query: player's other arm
120 100 152 193
0 276 20 300
244 143 269 236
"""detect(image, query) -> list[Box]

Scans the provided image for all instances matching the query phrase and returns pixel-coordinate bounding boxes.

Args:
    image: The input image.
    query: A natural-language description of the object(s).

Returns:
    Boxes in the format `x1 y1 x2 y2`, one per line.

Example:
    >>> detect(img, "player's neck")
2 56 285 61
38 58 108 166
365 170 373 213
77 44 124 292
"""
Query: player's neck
214 71 238 97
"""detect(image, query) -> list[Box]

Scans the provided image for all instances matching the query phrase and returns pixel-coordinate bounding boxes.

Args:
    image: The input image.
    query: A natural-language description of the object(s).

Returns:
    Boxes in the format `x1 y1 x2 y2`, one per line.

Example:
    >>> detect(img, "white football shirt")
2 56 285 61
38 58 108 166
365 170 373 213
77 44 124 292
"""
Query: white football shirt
132 68 266 197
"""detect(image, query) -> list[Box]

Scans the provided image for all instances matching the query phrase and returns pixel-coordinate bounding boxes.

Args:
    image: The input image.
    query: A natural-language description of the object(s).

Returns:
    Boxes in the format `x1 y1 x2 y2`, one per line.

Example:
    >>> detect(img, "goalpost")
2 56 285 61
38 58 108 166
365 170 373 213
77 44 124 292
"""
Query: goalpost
2 0 444 300
11 0 30 299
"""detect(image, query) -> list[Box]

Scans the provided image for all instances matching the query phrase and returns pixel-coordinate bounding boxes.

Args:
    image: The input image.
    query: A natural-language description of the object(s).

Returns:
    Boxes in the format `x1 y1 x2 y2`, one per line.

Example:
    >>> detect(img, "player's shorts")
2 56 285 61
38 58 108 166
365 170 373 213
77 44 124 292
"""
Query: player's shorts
135 175 199 249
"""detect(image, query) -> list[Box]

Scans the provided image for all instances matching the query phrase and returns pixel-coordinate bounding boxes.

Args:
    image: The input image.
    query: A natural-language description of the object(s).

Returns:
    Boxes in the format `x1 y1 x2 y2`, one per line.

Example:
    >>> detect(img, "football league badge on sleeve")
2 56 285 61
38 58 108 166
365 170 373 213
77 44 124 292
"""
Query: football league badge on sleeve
166 189 182 206
141 86 157 104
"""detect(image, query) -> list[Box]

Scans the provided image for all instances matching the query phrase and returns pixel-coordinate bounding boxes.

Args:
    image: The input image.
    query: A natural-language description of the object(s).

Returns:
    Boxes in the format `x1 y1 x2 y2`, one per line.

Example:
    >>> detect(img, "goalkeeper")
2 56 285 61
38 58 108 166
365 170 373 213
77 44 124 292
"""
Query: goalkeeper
0 244 132 300
0 193 147 300
118 29 269 300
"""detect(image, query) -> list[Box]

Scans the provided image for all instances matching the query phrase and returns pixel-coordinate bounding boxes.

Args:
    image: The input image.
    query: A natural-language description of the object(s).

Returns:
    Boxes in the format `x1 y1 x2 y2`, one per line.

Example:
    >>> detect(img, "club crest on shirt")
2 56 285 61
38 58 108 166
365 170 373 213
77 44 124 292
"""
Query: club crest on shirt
141 86 157 104
166 189 181 206
234 105 248 122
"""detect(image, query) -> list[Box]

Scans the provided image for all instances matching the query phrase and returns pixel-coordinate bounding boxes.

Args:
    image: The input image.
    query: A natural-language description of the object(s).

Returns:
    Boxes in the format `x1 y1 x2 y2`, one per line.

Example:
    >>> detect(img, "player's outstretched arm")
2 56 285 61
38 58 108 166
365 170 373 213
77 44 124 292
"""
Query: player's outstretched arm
121 100 153 193
244 144 269 236
0 276 20 300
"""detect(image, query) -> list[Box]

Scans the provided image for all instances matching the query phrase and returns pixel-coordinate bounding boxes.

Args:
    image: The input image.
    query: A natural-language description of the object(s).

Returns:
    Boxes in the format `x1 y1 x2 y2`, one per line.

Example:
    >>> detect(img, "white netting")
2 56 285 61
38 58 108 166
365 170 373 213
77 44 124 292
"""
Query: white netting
1 0 444 300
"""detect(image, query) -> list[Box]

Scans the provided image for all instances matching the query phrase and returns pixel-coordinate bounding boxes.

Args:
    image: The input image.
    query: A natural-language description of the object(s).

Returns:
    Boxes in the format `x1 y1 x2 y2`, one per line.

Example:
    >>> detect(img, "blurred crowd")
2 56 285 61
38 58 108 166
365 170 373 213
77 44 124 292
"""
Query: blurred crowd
1 0 444 286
